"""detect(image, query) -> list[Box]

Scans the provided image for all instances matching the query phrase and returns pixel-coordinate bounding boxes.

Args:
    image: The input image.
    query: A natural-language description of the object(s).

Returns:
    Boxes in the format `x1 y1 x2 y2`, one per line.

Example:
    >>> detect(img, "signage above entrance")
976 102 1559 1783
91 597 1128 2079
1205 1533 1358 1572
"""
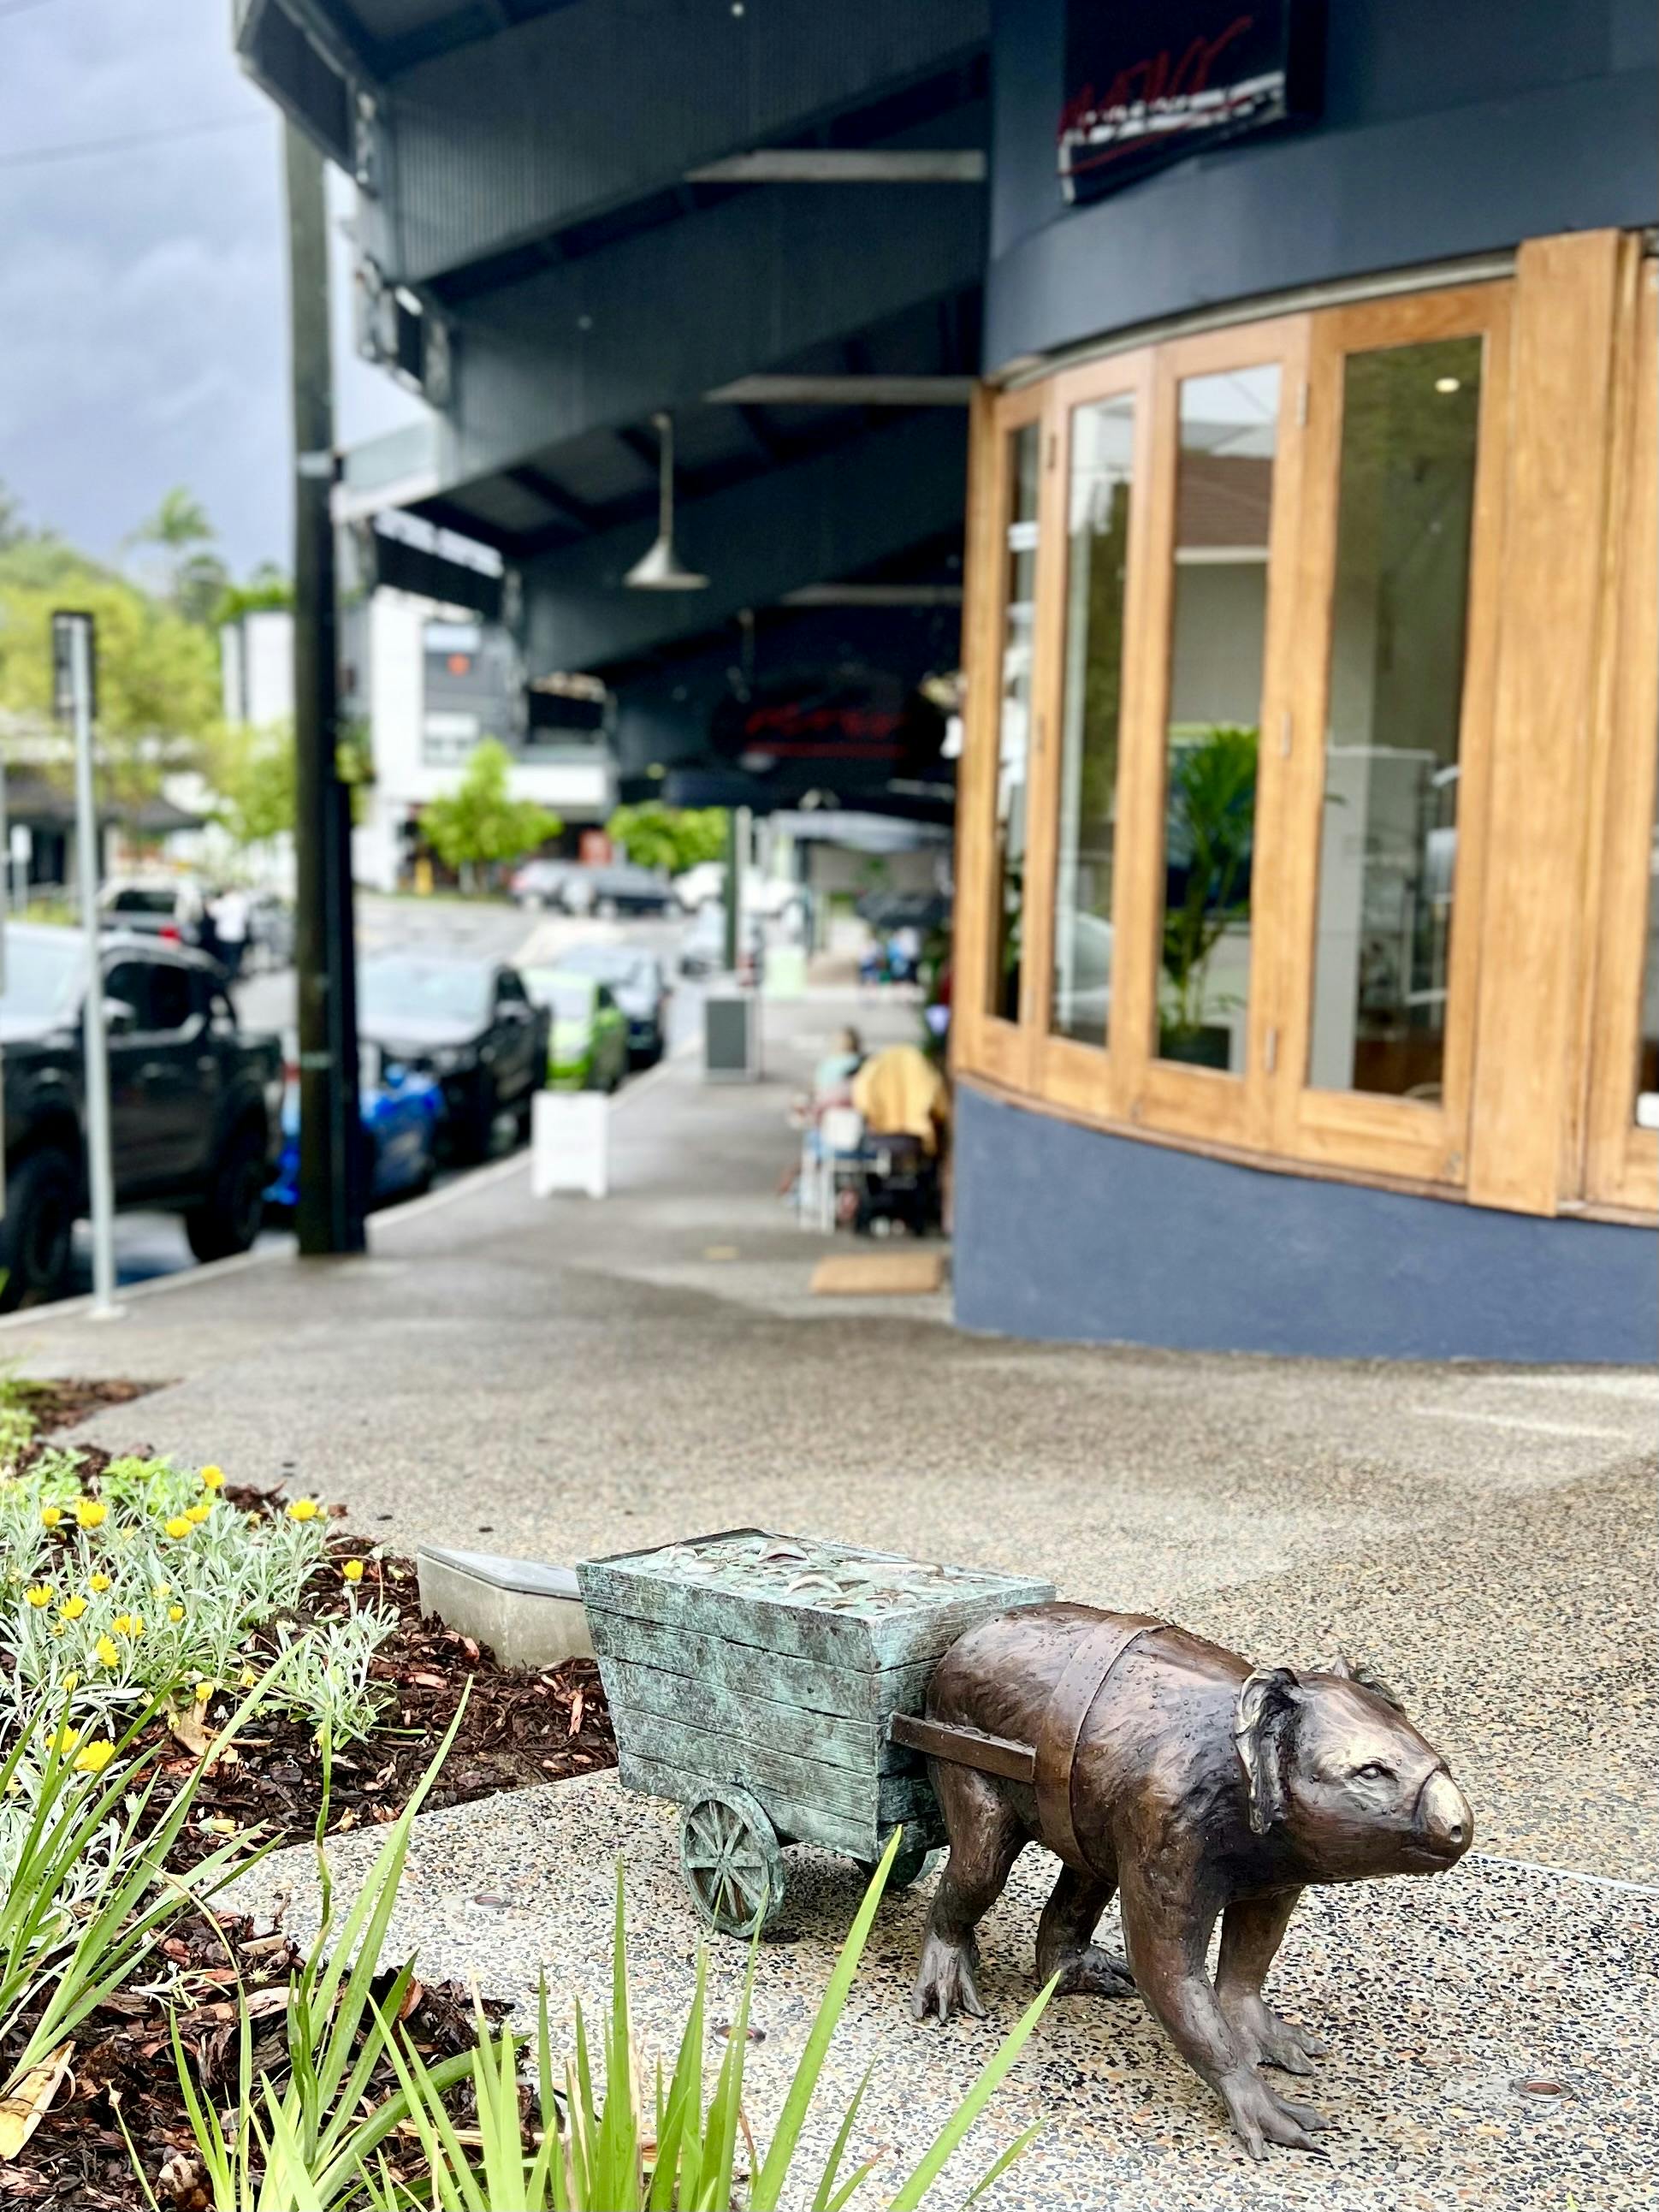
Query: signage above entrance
1058 1 1324 205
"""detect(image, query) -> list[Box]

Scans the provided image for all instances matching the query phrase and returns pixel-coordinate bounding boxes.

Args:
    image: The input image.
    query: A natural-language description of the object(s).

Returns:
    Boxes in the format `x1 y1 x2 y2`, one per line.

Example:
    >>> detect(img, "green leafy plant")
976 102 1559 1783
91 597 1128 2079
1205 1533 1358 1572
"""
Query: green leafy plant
1159 722 1259 1047
364 1832 1052 2211
421 740 562 887
604 804 727 877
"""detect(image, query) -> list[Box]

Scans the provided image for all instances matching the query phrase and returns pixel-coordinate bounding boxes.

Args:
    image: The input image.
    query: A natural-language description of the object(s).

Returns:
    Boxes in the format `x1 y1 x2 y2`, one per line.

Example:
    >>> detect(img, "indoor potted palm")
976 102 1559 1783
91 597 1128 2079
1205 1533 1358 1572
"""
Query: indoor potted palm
1158 723 1259 1068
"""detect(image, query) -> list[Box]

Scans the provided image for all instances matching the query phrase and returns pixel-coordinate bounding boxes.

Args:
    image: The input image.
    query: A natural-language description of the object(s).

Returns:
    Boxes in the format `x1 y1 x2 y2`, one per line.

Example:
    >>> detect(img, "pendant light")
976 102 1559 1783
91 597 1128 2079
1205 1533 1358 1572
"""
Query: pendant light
624 411 708 590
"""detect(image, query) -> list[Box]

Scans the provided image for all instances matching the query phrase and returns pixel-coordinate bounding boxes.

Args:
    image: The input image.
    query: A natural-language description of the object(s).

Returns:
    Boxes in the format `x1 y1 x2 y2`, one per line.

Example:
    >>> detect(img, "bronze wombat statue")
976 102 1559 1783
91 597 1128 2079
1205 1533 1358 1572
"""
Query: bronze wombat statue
911 1604 1472 2157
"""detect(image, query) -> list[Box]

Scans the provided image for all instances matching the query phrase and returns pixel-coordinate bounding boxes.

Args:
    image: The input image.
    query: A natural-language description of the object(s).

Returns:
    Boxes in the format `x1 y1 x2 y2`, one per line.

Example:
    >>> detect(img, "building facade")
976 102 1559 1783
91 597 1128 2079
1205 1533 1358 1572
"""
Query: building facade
950 0 1657 1359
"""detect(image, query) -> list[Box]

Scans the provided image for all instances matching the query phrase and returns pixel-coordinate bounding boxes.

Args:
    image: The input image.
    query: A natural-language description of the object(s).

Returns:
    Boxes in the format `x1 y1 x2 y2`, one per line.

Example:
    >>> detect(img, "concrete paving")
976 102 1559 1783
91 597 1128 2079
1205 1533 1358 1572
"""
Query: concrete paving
9 982 1656 2205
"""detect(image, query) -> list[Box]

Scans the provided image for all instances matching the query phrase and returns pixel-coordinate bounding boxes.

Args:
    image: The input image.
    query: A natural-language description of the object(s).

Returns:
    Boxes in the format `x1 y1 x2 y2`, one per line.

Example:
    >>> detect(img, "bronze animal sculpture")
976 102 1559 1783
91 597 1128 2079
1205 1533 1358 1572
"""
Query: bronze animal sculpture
909 1604 1472 2158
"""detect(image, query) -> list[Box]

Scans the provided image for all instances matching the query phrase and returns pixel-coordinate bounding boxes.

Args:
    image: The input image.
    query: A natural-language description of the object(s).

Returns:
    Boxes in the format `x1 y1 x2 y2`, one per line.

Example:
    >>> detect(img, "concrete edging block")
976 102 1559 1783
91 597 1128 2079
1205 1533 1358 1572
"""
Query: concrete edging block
417 1545 595 1671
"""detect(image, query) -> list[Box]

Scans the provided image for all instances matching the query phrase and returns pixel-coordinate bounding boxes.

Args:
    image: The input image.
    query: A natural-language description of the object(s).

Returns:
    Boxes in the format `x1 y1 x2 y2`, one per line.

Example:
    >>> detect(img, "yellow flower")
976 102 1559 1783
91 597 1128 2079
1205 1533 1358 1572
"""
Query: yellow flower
193 1679 215 1703
152 1582 171 1598
111 1613 131 1634
94 1634 120 1669
199 1465 225 1490
185 1502 213 1525
341 1558 364 1583
40 1506 62 1530
74 1740 116 1775
129 1614 145 1639
200 1815 238 1837
239 1666 258 1688
74 1499 107 1530
164 1515 192 1540
89 1572 112 1593
286 1498 320 1522
58 1595 86 1621
49 1622 64 1639
168 1604 184 1623
24 1585 52 1609
43 1725 80 1758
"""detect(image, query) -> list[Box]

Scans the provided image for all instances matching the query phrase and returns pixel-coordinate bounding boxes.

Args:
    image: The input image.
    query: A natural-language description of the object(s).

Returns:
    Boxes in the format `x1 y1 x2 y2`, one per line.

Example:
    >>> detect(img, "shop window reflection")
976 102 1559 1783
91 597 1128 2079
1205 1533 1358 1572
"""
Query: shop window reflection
1307 338 1482 1099
990 422 1040 1022
1051 394 1135 1047
1156 366 1278 1070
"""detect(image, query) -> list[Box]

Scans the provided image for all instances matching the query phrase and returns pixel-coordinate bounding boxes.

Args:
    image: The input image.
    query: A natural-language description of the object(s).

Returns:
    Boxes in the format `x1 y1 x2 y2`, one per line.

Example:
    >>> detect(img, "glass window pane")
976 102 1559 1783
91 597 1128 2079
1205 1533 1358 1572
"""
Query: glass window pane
1156 366 1277 1070
1307 337 1483 1099
989 423 1040 1022
1050 394 1135 1047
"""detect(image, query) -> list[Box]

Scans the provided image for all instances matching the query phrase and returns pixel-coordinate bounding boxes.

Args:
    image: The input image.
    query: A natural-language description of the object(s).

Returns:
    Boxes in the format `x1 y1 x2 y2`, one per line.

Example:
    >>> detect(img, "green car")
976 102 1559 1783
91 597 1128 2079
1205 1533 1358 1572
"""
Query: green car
524 967 630 1092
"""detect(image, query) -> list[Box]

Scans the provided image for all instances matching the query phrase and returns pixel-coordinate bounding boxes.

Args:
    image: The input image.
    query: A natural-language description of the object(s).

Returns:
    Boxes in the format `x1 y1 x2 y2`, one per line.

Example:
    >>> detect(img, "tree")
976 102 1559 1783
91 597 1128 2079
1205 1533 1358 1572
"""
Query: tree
605 801 727 875
0 480 27 552
420 740 561 884
128 488 228 626
207 719 297 856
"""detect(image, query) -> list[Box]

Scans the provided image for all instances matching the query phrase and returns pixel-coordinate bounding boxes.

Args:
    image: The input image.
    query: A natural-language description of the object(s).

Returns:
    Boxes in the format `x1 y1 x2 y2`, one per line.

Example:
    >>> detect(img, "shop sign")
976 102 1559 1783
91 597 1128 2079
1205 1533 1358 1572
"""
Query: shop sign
1058 0 1324 204
710 666 945 792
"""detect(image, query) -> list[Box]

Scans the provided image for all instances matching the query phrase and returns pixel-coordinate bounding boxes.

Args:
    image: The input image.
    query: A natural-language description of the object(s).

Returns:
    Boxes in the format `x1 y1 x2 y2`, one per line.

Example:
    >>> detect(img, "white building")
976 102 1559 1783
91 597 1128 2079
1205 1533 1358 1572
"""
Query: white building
219 598 615 894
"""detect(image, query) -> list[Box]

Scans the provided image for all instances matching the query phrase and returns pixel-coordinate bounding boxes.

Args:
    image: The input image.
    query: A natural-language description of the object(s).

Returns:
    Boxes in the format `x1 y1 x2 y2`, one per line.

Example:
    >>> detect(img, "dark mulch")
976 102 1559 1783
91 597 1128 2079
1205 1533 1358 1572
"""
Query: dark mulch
1 1907 511 2209
10 1379 166 1440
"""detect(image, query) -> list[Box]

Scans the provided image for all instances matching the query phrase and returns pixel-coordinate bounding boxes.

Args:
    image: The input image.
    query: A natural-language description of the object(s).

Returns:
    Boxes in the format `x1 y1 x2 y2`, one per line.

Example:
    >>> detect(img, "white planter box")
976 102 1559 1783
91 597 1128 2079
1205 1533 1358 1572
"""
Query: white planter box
531 1089 609 1198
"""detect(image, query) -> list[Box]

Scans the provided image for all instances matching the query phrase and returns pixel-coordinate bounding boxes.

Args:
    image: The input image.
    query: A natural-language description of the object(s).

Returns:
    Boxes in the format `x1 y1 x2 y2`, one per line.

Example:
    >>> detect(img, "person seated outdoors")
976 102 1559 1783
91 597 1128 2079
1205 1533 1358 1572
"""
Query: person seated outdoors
813 1025 864 1106
851 1041 949 1155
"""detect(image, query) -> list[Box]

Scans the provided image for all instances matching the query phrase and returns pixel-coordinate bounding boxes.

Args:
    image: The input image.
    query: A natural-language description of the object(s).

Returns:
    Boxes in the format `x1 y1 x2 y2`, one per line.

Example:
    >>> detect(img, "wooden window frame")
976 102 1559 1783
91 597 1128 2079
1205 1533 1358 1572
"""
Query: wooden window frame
954 237 1656 1228
1274 284 1511 1186
1584 256 1659 1213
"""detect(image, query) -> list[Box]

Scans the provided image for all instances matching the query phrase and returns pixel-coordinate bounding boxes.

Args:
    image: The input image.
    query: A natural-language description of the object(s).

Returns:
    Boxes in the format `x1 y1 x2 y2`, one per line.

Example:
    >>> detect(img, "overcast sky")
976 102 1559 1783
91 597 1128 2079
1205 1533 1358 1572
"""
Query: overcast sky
0 0 424 578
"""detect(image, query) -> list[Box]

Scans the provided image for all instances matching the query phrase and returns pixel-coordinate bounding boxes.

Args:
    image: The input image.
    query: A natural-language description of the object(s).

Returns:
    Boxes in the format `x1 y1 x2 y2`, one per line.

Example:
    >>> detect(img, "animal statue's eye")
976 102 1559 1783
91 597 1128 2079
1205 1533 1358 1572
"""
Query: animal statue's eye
1353 1761 1393 1782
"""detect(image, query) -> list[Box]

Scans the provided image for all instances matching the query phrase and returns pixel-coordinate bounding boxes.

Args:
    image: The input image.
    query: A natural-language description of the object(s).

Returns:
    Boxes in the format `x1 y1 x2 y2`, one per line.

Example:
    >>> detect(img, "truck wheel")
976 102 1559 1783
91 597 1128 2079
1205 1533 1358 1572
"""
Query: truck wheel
187 1121 268 1262
0 1148 78 1311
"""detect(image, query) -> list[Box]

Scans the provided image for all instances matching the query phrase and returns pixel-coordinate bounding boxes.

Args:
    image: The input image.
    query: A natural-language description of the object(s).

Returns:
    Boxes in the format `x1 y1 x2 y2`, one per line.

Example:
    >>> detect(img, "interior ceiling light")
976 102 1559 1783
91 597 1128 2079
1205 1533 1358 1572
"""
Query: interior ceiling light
625 412 708 590
1434 377 1462 394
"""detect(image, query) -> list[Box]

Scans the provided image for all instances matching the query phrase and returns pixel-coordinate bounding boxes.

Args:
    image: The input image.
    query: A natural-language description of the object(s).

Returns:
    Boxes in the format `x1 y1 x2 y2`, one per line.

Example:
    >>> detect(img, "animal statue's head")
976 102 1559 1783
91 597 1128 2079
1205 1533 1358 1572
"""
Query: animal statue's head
1231 1655 1472 1881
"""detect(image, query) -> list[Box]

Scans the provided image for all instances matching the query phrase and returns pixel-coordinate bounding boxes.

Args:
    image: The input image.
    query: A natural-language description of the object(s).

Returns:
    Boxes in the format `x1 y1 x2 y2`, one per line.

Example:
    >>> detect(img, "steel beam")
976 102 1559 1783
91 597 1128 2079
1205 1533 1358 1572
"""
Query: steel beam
708 375 975 406
520 410 966 676
685 149 985 184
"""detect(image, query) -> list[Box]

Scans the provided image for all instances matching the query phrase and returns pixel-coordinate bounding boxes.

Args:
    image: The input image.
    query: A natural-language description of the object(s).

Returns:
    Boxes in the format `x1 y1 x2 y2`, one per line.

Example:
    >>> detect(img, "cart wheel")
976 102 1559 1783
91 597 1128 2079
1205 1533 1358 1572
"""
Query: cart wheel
861 1833 938 1895
679 1788 787 1938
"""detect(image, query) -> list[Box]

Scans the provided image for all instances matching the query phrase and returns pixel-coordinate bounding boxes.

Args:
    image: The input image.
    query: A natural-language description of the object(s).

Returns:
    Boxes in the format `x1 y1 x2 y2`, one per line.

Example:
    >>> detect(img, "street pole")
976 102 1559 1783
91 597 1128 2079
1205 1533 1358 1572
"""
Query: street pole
285 120 366 1256
62 617 119 1319
722 804 741 975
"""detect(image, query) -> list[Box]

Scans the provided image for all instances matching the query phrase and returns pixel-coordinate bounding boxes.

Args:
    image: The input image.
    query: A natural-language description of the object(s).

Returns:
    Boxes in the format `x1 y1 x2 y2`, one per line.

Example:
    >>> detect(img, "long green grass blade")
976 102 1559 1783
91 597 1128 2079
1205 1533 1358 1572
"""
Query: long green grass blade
885 1974 1058 2212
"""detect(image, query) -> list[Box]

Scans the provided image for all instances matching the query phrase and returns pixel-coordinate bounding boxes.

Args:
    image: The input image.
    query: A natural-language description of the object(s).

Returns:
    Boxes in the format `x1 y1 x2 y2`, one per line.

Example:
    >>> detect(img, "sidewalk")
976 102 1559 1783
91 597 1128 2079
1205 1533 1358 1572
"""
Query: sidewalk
8 987 1656 2205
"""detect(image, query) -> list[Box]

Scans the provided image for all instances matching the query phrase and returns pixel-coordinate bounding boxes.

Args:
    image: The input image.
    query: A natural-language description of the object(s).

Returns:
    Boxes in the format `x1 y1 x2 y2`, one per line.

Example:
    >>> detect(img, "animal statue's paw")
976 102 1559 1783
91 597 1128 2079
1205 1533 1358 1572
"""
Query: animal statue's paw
1216 2067 1332 2160
911 1928 986 2023
1219 1990 1329 2076
1048 1942 1137 2001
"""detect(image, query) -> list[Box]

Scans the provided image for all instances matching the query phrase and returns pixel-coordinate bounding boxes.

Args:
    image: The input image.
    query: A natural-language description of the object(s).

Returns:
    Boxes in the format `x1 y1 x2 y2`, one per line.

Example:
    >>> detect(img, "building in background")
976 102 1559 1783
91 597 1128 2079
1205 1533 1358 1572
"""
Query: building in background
948 0 1656 1361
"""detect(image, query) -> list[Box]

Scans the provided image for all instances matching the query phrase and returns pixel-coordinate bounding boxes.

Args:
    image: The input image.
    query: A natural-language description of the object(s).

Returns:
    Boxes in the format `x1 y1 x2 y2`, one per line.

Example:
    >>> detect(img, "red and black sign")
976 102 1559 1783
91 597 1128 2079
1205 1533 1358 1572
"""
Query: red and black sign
710 666 945 792
1058 0 1324 204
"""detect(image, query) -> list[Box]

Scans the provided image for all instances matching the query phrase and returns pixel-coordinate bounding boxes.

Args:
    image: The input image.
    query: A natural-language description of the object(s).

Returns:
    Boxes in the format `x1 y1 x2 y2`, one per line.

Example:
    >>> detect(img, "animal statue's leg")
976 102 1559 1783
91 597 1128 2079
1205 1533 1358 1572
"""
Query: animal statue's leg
1034 1863 1135 1999
1117 1866 1329 2161
911 1763 1023 2024
1215 1889 1329 2078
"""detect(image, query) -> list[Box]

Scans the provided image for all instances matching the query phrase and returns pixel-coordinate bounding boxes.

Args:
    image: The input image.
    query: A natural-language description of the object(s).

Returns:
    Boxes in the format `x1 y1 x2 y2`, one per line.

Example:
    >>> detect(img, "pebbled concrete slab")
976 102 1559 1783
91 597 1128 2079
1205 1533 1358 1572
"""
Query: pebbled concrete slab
233 1770 1659 2212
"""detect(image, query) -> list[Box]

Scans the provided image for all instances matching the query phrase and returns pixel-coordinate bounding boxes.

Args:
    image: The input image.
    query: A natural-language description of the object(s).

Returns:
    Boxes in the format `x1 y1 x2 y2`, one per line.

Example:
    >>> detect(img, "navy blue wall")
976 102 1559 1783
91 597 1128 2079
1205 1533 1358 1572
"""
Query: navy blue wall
987 0 1659 368
953 1084 1656 1362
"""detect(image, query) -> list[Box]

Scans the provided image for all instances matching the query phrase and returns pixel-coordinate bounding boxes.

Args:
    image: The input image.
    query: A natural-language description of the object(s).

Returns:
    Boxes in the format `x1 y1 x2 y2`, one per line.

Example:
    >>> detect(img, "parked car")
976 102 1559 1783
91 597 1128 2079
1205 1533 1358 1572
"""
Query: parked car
586 863 675 917
357 954 548 1163
264 1042 441 1213
97 876 206 948
510 857 581 910
246 891 295 972
552 945 670 1064
0 925 283 1308
522 969 630 1092
678 904 764 978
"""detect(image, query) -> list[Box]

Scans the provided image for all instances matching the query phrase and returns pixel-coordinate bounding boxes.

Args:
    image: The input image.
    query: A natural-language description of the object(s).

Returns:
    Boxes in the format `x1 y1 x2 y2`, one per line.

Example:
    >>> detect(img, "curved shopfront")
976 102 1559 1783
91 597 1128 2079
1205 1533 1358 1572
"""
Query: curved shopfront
951 1 1657 1358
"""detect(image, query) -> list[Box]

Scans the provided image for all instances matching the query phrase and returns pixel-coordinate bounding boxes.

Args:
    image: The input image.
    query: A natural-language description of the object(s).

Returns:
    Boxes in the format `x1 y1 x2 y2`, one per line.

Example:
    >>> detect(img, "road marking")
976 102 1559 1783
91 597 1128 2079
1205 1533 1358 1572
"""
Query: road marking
1406 1406 1638 1441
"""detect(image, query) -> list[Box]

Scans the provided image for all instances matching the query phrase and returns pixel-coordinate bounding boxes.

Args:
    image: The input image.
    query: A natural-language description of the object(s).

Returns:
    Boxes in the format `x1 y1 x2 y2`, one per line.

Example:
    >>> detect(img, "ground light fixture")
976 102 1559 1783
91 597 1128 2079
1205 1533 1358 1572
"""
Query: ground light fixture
624 412 708 590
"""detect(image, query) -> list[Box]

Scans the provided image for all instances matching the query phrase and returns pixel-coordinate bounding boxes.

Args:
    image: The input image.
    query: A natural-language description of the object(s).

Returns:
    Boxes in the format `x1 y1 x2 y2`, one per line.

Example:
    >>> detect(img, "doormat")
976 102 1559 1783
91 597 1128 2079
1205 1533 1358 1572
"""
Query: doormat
809 1248 947 1296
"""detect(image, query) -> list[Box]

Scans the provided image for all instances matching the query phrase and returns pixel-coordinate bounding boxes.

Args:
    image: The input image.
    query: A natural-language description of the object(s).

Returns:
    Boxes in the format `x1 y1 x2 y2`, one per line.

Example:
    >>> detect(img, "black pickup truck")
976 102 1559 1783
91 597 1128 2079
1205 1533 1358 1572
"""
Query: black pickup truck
0 926 283 1309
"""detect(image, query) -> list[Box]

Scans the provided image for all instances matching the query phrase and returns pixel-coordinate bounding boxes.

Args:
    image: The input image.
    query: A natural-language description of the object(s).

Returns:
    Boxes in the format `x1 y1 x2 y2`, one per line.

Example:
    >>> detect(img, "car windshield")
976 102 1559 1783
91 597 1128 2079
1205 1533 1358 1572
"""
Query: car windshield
0 933 84 1021
359 958 489 1027
559 946 647 988
110 888 176 915
522 970 592 1021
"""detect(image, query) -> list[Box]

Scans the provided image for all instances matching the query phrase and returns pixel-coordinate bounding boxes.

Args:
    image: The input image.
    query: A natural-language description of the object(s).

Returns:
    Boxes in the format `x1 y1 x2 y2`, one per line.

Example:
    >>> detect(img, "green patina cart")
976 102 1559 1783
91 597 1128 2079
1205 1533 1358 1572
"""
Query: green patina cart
578 1528 1054 1937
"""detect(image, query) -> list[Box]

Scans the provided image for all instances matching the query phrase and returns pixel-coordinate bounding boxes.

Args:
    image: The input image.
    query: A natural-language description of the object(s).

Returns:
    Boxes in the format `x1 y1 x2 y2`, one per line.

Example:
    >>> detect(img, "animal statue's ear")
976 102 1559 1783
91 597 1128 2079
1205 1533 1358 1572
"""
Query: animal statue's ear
1234 1666 1300 1835
1326 1651 1407 1714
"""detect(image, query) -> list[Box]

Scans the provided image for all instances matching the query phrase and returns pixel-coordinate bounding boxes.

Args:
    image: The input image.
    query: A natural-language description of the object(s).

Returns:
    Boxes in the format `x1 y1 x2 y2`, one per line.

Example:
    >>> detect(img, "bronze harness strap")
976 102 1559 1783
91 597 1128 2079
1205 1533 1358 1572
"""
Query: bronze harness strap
1033 1615 1167 1874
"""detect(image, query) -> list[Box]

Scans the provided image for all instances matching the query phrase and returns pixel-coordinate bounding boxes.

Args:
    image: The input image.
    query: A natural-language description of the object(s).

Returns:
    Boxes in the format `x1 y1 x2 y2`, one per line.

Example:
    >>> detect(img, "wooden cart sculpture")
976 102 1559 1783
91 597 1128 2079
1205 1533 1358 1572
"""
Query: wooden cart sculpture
578 1529 1053 1935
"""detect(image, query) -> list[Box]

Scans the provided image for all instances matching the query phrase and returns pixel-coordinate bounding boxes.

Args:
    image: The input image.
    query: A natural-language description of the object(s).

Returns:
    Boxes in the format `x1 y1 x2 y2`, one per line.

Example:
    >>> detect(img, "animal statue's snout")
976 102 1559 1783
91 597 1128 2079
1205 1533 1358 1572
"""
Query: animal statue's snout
1416 1770 1472 1859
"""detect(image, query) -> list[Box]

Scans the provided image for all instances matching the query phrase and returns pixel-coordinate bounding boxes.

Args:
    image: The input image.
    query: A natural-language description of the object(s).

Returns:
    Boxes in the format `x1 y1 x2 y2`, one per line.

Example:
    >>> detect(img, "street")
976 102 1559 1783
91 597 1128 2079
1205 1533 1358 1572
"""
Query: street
64 892 700 1298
